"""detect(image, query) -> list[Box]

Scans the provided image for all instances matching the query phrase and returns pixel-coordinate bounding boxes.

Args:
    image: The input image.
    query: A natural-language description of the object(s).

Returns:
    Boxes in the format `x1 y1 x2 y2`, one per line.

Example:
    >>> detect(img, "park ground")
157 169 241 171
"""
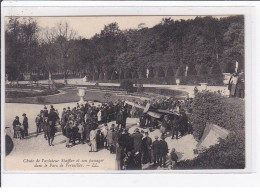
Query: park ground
4 79 227 171
5 103 197 172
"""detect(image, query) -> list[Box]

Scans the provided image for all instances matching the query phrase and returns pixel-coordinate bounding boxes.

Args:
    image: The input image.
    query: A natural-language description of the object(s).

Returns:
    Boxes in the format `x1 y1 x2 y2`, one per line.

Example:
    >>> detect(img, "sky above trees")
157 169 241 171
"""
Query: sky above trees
5 15 228 39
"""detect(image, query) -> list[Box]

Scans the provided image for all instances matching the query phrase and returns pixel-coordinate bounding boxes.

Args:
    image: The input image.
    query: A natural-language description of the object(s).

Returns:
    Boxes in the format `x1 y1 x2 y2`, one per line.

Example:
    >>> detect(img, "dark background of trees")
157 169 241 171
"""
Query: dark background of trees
5 15 244 84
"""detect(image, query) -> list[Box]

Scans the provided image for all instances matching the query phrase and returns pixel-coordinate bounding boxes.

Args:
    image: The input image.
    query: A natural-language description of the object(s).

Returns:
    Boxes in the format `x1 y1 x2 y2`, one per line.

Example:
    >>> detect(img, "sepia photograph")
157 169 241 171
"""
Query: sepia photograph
3 14 245 172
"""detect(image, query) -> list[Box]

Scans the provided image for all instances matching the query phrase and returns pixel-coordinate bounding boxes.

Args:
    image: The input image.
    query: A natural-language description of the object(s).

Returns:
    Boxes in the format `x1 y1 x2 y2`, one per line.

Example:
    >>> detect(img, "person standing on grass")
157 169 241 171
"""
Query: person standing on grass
22 113 28 137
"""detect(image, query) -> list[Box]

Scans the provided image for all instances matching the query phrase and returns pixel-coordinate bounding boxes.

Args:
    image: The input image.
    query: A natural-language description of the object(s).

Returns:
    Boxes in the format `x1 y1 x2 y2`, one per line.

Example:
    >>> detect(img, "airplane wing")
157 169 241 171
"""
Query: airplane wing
125 101 146 109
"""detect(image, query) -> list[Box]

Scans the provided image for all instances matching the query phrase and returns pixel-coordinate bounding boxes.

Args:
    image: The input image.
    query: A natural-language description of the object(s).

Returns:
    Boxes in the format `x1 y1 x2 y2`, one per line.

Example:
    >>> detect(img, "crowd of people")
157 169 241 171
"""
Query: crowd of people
12 96 192 170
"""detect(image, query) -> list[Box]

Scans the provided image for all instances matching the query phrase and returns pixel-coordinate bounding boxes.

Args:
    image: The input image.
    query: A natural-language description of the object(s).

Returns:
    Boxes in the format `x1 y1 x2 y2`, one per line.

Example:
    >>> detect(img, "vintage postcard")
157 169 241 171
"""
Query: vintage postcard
1 5 252 173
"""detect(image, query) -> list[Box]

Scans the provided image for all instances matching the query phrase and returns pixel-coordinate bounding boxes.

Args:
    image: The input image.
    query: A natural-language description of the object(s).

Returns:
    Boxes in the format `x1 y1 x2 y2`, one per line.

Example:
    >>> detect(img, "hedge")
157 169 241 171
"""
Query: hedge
177 74 224 86
6 89 59 98
177 91 245 169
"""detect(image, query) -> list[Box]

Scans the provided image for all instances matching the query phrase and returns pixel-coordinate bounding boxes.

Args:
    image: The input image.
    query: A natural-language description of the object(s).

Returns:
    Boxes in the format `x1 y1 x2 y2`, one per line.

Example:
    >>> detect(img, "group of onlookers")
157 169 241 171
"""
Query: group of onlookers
12 97 188 170
12 113 28 139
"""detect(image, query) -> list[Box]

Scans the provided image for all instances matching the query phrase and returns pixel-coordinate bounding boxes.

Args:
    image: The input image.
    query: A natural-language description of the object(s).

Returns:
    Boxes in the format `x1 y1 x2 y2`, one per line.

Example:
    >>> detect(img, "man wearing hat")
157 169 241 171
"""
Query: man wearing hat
22 113 28 137
142 132 152 164
132 128 143 153
118 128 133 153
159 136 169 168
43 105 48 118
152 136 160 166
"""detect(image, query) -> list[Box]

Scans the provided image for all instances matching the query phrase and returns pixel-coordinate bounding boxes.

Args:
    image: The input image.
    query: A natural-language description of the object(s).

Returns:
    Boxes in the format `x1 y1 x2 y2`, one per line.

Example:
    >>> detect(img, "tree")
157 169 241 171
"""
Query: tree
199 64 208 75
104 70 112 81
111 71 118 80
124 69 132 79
210 61 222 74
93 71 99 81
187 64 197 76
148 66 155 78
166 65 174 77
138 66 146 79
224 62 235 73
132 70 138 79
157 66 165 77
5 17 40 84
98 72 104 80
223 17 244 71
176 65 185 77
119 69 125 80
54 22 77 83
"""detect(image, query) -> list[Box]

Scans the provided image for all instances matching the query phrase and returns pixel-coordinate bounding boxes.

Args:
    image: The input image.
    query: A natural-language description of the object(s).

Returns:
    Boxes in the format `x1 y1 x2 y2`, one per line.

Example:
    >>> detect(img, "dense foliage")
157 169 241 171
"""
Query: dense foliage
177 91 245 169
120 80 135 93
5 16 244 85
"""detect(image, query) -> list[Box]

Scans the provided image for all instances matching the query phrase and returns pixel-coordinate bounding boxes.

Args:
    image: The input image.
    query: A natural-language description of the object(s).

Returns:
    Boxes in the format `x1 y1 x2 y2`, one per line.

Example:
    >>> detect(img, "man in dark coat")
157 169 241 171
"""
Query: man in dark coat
124 151 137 170
22 113 29 137
141 132 152 164
116 143 124 170
43 105 48 118
47 108 59 145
179 112 188 136
122 107 128 129
159 136 168 168
118 129 133 153
116 110 123 129
152 136 160 166
171 116 180 139
48 108 59 129
131 128 143 153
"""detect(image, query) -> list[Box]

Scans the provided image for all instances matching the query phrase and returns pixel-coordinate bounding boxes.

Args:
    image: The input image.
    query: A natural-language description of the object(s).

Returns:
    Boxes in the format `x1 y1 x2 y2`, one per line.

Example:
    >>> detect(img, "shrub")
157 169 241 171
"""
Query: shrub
138 67 146 79
124 69 132 79
104 71 112 81
187 64 197 76
176 65 185 77
132 70 138 79
178 91 245 169
148 67 154 78
166 66 174 77
157 66 165 77
98 72 104 80
210 61 222 75
36 96 46 103
93 72 99 81
178 74 224 86
111 71 118 80
199 64 208 75
119 70 125 80
120 80 135 93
